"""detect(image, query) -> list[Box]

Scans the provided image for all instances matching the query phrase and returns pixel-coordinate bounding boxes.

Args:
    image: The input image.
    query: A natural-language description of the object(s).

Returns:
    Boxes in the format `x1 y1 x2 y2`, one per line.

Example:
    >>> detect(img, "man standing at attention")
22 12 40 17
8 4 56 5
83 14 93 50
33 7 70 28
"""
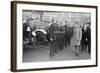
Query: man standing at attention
49 19 59 57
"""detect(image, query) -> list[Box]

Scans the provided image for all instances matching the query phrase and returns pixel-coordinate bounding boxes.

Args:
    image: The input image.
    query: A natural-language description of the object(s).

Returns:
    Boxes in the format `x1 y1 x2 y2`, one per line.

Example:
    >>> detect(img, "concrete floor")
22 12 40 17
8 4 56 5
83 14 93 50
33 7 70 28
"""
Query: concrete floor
23 43 90 63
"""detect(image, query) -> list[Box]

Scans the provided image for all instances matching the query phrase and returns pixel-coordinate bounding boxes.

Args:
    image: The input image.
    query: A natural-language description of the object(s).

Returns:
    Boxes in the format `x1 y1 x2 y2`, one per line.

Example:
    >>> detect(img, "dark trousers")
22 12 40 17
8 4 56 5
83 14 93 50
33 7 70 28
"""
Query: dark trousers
59 38 64 51
81 40 87 51
64 37 69 47
50 40 59 56
67 37 71 46
81 39 91 54
87 41 91 54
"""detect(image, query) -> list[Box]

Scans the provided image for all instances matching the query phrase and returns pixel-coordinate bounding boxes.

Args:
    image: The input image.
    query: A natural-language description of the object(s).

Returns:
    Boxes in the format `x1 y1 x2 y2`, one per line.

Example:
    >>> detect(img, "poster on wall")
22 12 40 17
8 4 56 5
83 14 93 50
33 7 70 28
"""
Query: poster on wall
11 1 98 72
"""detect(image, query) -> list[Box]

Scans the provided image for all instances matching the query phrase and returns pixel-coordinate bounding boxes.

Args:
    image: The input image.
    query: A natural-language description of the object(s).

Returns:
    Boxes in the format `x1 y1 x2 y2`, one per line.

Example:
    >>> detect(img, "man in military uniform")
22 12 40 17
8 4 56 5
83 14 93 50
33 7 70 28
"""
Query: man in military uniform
49 19 59 57
64 21 69 47
58 22 65 51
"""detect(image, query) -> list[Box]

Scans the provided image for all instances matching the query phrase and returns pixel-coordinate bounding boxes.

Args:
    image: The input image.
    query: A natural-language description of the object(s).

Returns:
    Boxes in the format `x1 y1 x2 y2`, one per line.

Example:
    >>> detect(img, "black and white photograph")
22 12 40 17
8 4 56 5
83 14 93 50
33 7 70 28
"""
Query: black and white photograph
23 10 91 62
11 1 97 71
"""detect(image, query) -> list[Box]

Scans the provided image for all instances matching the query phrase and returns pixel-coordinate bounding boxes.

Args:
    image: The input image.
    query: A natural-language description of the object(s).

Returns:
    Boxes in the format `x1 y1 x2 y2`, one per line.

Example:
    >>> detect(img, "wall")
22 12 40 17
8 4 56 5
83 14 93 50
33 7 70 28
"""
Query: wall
0 0 99 73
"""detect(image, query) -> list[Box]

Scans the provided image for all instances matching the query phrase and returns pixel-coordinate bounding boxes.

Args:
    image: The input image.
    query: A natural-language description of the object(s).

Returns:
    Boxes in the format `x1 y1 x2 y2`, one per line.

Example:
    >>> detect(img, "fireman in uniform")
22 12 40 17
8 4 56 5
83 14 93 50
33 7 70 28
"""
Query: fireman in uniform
49 19 59 57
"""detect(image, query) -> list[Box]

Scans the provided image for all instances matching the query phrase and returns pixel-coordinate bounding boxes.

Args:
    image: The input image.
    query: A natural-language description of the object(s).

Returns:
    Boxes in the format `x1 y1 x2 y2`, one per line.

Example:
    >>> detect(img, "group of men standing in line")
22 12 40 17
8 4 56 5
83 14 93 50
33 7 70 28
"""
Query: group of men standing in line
47 19 91 57
23 18 91 58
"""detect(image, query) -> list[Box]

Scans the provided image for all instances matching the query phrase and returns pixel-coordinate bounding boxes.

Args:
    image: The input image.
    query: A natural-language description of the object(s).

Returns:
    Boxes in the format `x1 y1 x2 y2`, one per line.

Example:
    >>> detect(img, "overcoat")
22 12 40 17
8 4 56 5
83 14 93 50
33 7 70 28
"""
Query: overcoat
71 24 82 46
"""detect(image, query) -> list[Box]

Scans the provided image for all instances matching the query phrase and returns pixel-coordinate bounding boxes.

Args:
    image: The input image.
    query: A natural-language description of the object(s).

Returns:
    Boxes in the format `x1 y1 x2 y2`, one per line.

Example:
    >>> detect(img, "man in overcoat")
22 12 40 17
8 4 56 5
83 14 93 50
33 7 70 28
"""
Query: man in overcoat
71 22 82 56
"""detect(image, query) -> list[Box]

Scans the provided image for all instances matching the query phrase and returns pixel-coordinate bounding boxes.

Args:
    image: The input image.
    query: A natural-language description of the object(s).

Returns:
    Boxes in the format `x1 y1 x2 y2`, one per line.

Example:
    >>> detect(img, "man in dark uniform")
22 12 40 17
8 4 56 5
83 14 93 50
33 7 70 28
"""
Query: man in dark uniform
58 24 65 51
64 22 69 47
49 19 59 57
86 23 91 54
81 24 87 52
